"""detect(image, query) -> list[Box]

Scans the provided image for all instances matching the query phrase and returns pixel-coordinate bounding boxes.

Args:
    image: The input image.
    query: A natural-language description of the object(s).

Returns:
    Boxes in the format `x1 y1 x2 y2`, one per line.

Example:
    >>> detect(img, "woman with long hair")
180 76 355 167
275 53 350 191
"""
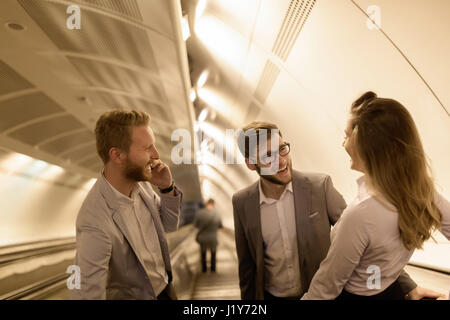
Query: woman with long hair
301 91 450 300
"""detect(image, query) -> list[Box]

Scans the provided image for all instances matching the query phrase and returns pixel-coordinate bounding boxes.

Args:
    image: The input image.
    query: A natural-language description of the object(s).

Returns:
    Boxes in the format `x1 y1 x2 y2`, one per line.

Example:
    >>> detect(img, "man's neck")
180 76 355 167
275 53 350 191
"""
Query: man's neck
104 166 137 198
260 177 288 200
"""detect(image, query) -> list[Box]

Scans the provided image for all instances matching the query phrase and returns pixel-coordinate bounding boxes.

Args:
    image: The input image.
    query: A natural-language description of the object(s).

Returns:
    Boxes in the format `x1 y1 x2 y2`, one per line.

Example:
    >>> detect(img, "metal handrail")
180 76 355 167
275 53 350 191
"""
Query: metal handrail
0 225 197 300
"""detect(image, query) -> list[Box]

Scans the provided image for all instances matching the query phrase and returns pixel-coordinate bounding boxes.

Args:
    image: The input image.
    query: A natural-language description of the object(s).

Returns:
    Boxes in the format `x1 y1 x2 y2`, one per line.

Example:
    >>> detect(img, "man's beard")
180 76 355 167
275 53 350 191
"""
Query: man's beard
256 161 292 186
123 159 152 182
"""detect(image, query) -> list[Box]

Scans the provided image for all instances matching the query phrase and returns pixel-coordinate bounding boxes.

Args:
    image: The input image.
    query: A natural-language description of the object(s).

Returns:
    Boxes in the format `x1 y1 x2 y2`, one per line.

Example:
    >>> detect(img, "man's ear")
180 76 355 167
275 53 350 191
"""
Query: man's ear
245 157 257 171
109 147 125 164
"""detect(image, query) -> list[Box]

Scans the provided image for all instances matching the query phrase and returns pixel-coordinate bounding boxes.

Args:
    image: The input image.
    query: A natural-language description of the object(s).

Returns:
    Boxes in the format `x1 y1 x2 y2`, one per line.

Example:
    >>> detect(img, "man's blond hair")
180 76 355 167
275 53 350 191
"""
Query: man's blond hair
95 110 150 164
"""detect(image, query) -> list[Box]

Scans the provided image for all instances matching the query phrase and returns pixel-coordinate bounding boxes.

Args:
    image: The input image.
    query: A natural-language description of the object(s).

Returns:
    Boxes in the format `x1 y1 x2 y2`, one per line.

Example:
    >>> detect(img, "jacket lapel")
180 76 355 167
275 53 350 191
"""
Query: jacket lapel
291 171 312 273
244 182 264 263
111 208 148 272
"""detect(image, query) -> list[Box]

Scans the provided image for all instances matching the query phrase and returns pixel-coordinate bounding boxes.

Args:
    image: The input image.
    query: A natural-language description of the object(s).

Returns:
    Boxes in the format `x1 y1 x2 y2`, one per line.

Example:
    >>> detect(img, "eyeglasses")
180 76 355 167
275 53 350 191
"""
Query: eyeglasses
259 143 291 164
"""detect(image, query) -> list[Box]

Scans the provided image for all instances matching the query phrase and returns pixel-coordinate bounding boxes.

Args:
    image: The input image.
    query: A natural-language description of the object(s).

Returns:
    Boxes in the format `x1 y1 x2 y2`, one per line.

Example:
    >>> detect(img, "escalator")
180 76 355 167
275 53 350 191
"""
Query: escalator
0 228 448 300
0 226 240 300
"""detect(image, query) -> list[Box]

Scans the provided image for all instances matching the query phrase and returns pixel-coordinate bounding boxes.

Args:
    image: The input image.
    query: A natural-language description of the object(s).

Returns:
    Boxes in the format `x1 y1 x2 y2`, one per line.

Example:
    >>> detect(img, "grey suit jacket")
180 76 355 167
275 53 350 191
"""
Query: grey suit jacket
71 174 182 300
232 170 416 300
194 208 223 248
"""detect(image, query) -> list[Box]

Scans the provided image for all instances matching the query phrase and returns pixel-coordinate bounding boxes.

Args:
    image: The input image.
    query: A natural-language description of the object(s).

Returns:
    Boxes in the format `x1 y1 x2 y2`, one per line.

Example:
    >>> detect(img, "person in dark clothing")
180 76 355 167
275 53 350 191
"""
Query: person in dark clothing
194 198 223 272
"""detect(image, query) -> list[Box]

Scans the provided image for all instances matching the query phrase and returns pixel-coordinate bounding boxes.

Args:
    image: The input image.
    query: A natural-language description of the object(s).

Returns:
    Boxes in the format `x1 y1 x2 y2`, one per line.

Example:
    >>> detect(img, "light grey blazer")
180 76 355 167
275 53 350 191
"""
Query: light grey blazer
70 174 182 300
232 170 416 300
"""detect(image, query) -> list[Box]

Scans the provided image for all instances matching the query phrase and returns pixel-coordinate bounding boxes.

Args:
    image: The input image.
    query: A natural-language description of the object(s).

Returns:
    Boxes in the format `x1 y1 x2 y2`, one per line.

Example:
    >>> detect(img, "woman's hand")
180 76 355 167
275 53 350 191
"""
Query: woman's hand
406 286 447 300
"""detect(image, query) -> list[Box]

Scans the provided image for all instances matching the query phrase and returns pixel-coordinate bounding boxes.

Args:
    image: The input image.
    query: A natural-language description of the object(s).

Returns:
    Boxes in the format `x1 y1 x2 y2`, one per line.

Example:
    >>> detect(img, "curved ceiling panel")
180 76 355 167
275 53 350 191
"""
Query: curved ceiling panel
8 114 85 146
0 93 63 132
0 60 34 96
18 0 159 70
38 129 94 154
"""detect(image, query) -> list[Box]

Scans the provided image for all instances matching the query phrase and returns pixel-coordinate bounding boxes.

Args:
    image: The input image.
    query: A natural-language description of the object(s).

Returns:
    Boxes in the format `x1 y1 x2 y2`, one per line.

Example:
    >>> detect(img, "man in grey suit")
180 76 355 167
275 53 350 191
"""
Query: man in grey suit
71 110 182 300
232 121 419 300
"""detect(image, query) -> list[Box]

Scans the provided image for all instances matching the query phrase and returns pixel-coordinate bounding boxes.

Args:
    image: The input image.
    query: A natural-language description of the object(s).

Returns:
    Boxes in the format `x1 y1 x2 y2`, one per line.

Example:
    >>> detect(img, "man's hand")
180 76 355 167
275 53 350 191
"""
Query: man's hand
406 286 447 300
148 159 172 189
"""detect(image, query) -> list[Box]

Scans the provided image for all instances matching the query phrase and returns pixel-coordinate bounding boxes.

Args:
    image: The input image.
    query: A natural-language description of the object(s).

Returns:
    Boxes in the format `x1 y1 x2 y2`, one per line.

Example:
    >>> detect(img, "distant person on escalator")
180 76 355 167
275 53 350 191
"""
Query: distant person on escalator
194 198 223 273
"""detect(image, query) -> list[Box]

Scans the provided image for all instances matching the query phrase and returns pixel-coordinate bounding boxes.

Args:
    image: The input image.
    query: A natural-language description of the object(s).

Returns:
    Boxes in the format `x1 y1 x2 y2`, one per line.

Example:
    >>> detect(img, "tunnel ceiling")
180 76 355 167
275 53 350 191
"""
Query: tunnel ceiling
182 0 450 202
0 0 203 202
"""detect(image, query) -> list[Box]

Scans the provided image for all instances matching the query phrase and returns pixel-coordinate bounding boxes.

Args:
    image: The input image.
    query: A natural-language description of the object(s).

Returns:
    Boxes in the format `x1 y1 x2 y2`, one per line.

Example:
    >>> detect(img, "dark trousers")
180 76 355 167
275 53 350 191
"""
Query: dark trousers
336 279 405 300
264 291 300 300
200 246 216 272
157 285 172 300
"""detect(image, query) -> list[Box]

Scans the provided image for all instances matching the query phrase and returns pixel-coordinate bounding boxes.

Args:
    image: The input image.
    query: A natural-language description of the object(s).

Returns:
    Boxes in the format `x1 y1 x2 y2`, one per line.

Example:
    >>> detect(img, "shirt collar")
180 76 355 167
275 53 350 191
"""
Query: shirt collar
101 170 138 207
259 180 293 205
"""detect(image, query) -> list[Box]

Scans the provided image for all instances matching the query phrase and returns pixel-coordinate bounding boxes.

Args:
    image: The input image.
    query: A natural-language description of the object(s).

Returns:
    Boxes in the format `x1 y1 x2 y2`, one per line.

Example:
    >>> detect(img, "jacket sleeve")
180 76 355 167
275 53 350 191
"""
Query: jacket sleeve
396 269 417 296
156 185 183 233
232 194 257 300
71 225 111 300
324 175 347 225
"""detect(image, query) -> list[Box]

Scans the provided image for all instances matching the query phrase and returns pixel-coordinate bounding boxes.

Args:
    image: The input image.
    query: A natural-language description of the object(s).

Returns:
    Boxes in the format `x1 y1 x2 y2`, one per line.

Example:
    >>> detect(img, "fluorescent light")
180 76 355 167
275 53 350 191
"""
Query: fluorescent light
198 108 209 122
0 153 33 175
181 15 190 41
195 16 246 71
190 88 197 102
197 87 229 117
41 165 65 180
197 70 209 88
197 122 245 164
196 0 207 21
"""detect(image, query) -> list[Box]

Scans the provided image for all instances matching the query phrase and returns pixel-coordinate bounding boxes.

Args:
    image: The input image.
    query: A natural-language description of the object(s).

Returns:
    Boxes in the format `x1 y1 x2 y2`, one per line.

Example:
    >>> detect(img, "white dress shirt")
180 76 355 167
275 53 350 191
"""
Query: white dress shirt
259 180 302 297
105 178 168 296
302 175 450 300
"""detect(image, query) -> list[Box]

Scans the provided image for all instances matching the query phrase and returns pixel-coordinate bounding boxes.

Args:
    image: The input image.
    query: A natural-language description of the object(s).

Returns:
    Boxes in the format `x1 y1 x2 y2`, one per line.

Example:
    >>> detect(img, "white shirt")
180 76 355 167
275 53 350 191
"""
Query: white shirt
105 178 168 296
259 180 302 297
302 176 450 299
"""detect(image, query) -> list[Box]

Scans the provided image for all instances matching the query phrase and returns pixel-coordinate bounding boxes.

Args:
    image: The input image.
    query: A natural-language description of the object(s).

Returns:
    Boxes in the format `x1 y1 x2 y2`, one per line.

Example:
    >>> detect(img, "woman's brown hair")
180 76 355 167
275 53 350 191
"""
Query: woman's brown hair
350 91 442 250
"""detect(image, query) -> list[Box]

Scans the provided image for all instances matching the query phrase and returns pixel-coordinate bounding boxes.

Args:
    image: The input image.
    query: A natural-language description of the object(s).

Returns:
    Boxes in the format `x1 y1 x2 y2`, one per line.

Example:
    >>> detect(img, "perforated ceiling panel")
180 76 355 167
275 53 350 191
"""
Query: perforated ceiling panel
0 60 34 96
92 92 170 122
68 57 166 103
8 114 85 146
245 0 316 119
254 60 281 105
272 0 316 61
0 93 64 132
77 0 143 21
60 143 97 162
18 0 158 70
39 130 95 155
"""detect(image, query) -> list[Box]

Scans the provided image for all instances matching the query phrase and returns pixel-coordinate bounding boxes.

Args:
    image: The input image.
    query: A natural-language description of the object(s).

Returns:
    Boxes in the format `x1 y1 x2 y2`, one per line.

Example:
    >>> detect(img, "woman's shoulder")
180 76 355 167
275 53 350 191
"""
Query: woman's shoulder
341 196 396 228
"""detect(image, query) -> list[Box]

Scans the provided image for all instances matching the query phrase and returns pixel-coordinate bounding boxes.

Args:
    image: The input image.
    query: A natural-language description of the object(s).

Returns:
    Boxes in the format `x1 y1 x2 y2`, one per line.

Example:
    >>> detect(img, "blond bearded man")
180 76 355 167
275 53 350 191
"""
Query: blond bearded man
71 110 182 300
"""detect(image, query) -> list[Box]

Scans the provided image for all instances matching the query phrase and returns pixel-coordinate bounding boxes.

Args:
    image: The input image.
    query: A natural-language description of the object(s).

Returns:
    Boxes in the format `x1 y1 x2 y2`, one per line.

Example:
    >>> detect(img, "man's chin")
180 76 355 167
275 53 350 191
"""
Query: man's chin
261 173 291 186
125 169 152 182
